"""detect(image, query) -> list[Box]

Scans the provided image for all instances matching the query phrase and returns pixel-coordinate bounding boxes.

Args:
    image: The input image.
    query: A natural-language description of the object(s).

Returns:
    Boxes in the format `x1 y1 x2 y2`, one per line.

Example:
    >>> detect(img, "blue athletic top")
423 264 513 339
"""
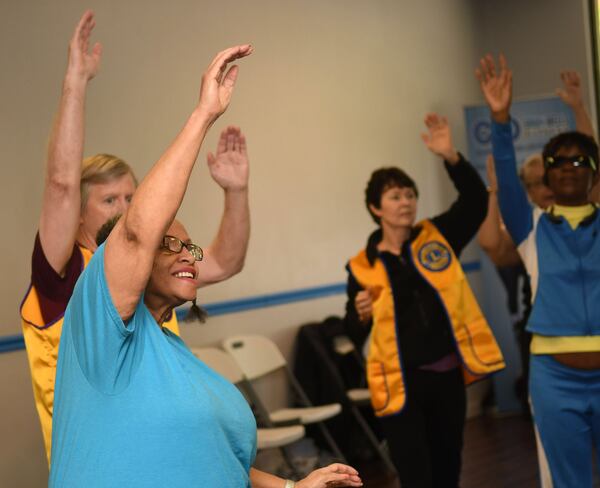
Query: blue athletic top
491 120 600 336
49 244 257 487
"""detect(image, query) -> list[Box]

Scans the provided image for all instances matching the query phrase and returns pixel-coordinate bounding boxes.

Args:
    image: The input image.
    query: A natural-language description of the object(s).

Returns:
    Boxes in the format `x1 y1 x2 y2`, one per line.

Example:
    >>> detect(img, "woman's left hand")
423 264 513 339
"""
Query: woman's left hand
197 44 253 121
296 463 363 488
421 113 459 164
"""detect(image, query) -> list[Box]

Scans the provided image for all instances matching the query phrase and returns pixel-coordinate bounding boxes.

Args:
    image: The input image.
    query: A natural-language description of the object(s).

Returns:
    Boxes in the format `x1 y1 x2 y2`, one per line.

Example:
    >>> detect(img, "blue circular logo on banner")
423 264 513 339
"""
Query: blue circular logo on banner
418 241 452 272
474 118 521 144
474 121 491 144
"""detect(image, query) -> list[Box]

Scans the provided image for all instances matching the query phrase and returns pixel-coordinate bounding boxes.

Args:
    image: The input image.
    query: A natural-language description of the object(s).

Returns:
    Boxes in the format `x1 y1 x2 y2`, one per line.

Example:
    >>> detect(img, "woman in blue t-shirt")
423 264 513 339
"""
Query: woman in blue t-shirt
49 37 362 488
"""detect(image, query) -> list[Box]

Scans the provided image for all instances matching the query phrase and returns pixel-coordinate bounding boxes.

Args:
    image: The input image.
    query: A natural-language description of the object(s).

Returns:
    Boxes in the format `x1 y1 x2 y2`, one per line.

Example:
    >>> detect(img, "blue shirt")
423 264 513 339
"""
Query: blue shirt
491 120 600 336
49 244 257 487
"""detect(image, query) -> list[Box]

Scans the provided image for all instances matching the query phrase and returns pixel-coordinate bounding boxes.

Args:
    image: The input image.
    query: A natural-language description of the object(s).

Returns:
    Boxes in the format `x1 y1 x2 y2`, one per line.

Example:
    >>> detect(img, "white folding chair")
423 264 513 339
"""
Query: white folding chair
332 335 371 404
191 347 305 451
222 335 346 462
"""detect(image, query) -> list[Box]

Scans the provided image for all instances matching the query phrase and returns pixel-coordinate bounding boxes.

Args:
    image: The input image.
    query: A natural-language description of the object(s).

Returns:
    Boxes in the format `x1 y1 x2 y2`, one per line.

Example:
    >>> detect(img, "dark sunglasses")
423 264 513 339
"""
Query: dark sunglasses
161 235 204 261
544 155 598 172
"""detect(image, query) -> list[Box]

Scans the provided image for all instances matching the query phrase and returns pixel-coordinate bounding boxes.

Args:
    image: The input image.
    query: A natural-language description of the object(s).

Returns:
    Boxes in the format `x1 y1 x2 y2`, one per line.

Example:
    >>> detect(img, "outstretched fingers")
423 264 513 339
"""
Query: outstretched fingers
226 131 235 152
78 12 96 52
424 113 447 132
562 70 580 87
211 126 244 159
320 463 362 487
206 45 253 84
499 53 508 75
326 463 359 476
424 113 435 128
198 45 252 119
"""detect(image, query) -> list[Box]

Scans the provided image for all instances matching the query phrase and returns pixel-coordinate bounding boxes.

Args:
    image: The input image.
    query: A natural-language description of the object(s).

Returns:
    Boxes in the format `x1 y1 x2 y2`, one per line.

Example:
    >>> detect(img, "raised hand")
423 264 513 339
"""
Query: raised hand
475 54 512 123
557 71 584 109
207 126 249 192
197 45 253 122
296 463 363 488
67 10 102 82
420 113 459 163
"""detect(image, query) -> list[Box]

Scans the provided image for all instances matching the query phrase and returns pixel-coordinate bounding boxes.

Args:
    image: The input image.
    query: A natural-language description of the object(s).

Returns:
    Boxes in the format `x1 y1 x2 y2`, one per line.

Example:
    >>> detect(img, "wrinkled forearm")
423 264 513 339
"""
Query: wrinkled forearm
39 73 90 275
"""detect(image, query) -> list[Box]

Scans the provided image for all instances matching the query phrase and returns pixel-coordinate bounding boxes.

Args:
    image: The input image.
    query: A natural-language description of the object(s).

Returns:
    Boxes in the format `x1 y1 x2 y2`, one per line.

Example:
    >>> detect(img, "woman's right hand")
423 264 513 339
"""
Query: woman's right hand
197 44 253 122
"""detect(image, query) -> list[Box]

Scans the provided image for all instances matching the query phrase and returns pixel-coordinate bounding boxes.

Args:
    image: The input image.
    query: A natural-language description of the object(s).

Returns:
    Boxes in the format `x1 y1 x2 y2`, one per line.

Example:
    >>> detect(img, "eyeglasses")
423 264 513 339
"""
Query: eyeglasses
544 155 597 172
161 235 204 261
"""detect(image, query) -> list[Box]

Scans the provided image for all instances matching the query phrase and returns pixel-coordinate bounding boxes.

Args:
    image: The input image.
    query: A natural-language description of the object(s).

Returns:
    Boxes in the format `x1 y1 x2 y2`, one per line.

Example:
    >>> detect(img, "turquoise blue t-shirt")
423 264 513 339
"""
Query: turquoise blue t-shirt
49 244 257 487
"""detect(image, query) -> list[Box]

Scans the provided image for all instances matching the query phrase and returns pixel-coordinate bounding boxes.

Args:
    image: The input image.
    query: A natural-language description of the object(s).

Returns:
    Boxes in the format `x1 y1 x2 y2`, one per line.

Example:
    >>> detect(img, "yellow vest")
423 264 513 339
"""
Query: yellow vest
348 220 504 417
20 245 180 464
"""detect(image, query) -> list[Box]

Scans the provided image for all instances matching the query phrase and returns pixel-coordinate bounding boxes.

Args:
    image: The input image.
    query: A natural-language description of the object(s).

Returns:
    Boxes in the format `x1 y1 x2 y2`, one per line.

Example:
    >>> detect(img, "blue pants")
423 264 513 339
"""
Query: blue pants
530 354 600 488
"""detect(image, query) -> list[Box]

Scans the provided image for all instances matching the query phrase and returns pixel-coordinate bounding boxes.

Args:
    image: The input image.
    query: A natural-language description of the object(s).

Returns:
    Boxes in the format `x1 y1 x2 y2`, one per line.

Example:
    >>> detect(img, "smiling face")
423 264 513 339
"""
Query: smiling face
369 185 418 230
145 220 200 309
545 145 597 206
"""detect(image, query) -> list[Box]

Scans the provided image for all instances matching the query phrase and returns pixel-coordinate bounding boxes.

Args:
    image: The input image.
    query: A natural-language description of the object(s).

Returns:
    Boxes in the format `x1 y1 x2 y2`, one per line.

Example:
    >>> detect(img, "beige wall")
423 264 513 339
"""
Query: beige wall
3 0 589 485
471 0 595 110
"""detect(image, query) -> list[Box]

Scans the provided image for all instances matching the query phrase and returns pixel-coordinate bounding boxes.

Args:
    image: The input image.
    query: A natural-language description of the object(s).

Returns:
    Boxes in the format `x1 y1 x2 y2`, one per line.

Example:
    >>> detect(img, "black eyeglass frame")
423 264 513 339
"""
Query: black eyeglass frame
544 155 598 172
161 235 204 261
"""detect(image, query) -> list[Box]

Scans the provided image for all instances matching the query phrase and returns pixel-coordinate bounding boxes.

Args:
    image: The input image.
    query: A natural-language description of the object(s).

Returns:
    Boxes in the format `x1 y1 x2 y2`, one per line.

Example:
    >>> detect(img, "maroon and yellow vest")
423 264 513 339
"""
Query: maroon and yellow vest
20 245 180 464
348 220 504 417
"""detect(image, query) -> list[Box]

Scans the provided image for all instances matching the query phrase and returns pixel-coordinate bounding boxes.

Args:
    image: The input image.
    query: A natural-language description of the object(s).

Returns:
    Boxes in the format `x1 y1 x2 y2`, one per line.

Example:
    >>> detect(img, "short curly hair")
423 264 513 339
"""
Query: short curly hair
365 167 418 224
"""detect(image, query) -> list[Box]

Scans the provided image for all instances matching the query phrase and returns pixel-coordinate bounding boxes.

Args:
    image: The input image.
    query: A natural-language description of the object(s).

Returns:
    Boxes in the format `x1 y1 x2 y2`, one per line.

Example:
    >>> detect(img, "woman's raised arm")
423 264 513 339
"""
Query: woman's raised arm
104 45 252 321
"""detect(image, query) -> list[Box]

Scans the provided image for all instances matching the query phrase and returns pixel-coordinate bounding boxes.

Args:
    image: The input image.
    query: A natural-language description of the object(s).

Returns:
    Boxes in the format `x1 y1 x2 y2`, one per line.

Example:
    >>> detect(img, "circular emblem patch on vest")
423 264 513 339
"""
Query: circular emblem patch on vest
418 241 451 272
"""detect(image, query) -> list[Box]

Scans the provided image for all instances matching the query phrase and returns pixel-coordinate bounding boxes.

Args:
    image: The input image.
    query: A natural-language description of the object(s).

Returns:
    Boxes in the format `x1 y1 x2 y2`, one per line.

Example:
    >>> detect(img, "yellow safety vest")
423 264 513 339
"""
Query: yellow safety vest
20 245 180 464
348 220 504 417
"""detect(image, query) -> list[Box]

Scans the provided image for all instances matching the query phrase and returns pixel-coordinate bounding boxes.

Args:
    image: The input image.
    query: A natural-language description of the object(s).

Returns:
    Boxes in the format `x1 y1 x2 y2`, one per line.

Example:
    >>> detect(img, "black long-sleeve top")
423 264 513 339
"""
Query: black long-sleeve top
344 154 488 368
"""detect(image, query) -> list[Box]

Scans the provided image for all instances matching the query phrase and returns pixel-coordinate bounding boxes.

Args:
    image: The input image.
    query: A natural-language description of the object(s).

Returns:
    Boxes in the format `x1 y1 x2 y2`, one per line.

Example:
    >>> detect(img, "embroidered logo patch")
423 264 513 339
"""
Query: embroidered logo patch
418 241 451 272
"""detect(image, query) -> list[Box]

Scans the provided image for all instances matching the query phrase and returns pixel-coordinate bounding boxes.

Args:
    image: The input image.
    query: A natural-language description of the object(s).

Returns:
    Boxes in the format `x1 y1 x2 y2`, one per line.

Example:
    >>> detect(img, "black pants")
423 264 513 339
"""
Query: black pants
379 367 466 488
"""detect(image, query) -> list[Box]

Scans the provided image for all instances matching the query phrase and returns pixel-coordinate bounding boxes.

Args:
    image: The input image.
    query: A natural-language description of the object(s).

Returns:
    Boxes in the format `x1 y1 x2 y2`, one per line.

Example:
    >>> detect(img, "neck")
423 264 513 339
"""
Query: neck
76 228 98 252
148 302 174 325
377 223 411 254
554 196 590 207
144 292 178 326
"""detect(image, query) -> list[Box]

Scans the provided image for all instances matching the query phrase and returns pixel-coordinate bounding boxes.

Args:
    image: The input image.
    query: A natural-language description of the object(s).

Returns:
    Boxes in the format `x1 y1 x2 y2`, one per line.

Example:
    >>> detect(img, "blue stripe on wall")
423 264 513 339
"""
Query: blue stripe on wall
0 335 26 354
2 260 481 353
176 282 347 321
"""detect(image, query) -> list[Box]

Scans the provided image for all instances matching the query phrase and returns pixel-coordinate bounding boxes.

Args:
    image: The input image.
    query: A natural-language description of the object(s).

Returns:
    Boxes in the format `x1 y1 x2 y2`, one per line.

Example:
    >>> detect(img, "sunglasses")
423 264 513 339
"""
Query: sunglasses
161 235 204 261
544 155 598 172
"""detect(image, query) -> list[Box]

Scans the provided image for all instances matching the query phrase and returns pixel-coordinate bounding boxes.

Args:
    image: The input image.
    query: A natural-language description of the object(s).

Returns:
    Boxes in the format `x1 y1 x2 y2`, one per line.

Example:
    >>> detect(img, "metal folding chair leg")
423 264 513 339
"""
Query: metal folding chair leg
349 405 397 475
287 368 347 463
